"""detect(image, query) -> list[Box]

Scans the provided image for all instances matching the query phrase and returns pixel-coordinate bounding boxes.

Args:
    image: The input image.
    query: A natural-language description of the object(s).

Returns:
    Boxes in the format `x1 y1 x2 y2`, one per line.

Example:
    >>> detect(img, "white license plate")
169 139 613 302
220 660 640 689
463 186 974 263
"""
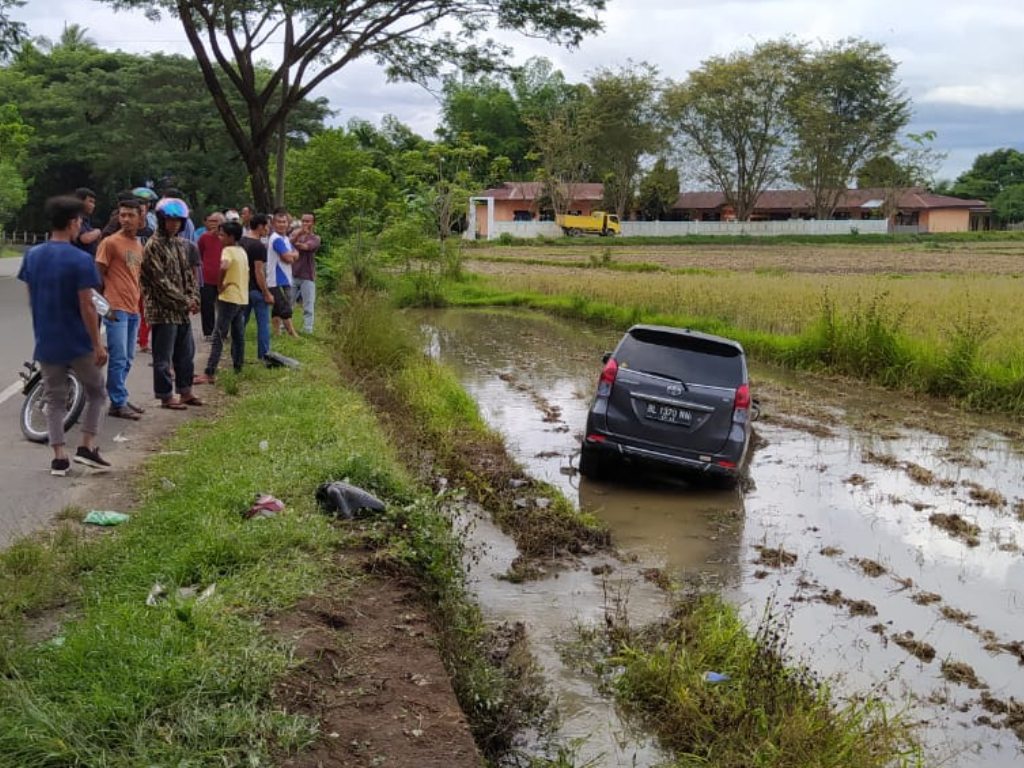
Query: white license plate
644 402 692 425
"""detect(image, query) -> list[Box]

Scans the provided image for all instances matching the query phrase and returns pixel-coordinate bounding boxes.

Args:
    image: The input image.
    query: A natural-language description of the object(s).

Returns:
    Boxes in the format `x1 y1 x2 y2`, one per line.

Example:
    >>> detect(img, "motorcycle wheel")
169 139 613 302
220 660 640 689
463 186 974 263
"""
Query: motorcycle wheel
21 372 86 443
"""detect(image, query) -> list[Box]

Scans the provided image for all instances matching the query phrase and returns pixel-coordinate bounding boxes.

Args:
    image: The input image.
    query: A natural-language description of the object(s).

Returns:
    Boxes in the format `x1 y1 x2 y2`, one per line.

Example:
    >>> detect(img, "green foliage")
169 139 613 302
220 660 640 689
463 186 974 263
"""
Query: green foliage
991 183 1024 224
606 596 921 767
586 61 666 219
0 339 408 765
637 157 680 220
285 128 371 214
664 40 803 221
0 160 25 226
0 38 328 227
787 39 910 217
949 147 1024 202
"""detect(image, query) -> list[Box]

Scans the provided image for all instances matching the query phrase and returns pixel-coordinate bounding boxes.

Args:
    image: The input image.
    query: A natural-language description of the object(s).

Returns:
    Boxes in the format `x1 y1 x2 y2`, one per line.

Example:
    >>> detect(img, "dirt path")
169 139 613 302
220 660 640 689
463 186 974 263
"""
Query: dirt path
274 556 481 768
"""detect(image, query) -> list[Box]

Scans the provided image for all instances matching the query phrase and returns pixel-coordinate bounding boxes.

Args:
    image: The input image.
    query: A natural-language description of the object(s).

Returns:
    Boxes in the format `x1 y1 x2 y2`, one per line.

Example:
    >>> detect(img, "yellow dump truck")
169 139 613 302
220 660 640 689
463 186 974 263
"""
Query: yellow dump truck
556 211 621 236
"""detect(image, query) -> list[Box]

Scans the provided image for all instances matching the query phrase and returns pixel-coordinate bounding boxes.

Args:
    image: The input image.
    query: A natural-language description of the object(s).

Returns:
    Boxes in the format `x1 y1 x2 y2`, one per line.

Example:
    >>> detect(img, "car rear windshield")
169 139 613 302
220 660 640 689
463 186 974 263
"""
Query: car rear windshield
617 329 744 388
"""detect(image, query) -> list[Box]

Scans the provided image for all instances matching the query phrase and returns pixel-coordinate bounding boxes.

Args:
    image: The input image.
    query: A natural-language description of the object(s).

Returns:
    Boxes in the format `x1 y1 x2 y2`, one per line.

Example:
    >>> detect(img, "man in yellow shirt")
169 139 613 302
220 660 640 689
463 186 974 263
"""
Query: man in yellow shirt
197 221 249 382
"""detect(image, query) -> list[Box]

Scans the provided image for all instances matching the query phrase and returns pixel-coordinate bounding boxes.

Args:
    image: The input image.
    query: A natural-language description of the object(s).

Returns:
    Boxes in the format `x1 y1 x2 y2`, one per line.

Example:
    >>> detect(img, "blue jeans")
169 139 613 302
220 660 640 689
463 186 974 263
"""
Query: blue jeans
291 278 316 333
245 288 271 359
103 310 139 408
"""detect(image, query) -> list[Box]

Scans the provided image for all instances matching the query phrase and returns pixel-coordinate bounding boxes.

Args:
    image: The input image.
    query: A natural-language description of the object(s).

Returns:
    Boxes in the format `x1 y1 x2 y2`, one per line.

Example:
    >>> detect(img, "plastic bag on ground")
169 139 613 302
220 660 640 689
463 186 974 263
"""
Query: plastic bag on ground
83 510 130 526
244 493 285 519
315 481 386 520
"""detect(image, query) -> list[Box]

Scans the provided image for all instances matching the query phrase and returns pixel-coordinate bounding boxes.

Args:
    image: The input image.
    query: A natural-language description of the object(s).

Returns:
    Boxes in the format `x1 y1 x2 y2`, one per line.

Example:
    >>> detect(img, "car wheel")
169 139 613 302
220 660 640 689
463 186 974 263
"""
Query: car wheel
580 446 611 480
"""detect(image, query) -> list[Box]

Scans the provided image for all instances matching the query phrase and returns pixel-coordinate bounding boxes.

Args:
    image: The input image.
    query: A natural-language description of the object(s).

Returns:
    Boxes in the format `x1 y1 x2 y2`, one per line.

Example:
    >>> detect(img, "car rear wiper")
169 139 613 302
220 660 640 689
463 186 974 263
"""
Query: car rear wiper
643 370 688 390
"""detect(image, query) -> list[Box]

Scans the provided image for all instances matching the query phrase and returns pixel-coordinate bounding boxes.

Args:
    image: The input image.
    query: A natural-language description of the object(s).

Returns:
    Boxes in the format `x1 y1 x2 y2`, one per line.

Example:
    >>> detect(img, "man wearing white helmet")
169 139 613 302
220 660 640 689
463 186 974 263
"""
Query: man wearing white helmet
141 198 203 410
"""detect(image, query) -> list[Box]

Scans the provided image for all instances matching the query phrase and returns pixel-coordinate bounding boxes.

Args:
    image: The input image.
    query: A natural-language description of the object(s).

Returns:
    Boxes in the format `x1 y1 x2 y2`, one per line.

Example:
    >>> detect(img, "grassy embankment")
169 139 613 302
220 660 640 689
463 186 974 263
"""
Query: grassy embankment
438 243 1024 414
0 333 547 765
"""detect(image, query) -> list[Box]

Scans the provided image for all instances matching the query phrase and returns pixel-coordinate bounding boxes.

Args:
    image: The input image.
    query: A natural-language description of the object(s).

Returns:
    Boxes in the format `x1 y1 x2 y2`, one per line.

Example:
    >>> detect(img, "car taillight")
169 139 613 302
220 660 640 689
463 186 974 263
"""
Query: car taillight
597 357 618 398
733 383 750 422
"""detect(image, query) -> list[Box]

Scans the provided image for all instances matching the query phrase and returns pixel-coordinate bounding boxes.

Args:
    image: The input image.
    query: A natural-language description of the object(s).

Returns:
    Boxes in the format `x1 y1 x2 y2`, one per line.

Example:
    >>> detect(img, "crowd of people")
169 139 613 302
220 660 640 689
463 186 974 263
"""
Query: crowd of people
17 187 321 476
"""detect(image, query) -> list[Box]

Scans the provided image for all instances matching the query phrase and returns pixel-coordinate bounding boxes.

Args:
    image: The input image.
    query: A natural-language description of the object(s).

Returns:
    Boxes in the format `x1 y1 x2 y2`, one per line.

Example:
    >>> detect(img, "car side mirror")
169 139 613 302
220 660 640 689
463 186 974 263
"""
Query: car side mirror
601 351 611 364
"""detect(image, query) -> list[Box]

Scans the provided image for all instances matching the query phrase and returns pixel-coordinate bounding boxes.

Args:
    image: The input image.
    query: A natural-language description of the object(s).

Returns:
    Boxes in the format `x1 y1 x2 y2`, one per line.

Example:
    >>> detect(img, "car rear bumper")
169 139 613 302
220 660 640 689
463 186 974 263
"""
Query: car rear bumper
584 433 743 478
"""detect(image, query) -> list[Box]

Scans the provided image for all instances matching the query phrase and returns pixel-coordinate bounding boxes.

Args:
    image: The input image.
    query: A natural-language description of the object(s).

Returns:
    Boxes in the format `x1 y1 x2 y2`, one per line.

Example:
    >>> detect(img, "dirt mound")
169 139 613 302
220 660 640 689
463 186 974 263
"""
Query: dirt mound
940 660 986 689
753 545 797 568
928 513 981 547
892 631 936 663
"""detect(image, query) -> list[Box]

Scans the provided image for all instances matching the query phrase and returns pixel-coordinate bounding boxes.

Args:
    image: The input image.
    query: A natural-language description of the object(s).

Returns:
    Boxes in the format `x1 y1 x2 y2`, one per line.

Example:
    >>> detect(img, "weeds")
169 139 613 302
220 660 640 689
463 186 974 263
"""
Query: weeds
600 596 921 767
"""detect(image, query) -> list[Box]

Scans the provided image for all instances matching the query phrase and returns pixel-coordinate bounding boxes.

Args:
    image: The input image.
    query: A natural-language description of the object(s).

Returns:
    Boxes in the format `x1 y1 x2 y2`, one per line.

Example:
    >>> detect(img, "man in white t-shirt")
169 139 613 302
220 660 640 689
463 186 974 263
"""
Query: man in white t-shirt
266 207 300 337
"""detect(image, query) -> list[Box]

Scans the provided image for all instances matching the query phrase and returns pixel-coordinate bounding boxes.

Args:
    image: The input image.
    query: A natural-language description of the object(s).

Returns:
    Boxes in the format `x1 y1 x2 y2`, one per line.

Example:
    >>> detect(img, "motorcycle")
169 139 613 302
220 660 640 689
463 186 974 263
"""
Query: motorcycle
19 289 112 443
19 361 85 443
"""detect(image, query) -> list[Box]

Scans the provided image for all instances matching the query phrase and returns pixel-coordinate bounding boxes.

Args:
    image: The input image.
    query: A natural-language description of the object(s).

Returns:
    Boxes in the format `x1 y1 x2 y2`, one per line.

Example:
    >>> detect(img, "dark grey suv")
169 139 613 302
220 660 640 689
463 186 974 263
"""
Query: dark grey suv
580 325 753 484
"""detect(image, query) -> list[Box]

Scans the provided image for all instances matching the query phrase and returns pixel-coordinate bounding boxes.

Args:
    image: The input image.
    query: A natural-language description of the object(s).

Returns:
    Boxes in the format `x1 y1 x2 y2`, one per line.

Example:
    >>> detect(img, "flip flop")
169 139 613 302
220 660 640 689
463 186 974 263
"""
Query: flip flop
161 399 187 410
180 396 204 406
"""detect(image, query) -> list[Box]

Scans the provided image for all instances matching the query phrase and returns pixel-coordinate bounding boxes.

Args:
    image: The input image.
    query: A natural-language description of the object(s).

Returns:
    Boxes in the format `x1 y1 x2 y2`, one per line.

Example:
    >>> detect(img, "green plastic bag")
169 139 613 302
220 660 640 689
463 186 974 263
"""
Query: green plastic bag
83 510 130 526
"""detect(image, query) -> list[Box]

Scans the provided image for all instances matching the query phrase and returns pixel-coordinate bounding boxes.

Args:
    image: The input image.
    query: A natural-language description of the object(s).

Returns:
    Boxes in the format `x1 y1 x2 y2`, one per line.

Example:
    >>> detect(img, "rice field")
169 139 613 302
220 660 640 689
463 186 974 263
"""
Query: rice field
466 242 1024 369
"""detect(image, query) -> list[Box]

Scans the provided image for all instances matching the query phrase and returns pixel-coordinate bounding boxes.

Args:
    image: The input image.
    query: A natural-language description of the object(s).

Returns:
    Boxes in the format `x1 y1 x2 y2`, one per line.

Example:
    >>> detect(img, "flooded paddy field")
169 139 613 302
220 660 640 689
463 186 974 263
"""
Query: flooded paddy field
415 307 1024 767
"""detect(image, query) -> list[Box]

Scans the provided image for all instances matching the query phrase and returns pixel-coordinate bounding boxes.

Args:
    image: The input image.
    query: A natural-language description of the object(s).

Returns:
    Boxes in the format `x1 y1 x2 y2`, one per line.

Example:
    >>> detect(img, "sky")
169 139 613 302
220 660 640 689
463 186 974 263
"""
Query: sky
13 0 1024 183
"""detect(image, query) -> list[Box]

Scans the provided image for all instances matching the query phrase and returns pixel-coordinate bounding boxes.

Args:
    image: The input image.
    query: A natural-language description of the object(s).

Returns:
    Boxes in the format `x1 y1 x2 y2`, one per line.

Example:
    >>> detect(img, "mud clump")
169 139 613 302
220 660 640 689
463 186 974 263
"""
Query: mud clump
961 480 1006 508
862 449 900 469
940 659 987 689
1015 499 1024 522
819 546 843 557
928 513 981 547
641 567 672 591
912 591 943 606
760 413 836 438
851 557 887 577
940 605 975 624
844 473 869 486
753 545 797 568
847 599 878 617
979 693 1024 744
892 631 936 663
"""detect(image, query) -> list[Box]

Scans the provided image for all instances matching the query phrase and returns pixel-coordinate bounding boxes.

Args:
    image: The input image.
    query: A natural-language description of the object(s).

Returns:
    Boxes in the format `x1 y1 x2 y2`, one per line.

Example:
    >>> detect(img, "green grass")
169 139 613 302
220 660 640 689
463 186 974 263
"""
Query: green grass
332 290 608 558
0 338 415 766
0 246 22 258
600 596 921 767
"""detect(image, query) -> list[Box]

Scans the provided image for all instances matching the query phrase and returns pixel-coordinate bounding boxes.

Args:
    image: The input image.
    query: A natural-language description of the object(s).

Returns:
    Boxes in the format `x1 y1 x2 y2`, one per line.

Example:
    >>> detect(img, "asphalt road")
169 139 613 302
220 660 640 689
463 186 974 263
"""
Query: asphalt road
0 255 200 548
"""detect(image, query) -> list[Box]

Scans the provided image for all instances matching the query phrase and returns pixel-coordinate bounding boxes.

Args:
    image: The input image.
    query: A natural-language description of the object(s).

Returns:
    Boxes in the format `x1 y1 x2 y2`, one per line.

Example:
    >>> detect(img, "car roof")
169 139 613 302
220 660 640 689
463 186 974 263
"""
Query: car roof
625 324 745 354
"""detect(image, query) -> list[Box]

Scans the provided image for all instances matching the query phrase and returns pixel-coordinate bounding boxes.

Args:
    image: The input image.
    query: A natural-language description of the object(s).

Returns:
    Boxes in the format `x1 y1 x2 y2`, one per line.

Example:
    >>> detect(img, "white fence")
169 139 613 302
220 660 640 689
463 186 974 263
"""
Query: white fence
470 219 889 240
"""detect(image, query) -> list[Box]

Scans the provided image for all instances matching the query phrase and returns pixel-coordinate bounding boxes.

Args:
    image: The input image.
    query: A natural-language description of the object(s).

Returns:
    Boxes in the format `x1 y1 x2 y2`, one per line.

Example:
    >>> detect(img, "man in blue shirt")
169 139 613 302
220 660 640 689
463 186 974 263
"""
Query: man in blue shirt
18 196 111 475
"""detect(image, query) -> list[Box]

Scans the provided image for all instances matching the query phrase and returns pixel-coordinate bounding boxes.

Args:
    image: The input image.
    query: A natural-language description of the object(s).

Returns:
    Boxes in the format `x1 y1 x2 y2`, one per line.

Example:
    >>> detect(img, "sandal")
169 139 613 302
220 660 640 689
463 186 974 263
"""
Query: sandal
192 374 214 385
160 398 187 410
180 396 204 406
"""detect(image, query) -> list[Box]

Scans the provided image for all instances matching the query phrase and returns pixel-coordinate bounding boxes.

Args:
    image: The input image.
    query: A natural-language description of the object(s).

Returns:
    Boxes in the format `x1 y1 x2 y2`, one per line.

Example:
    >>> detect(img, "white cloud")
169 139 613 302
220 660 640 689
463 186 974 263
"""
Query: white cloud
12 0 1024 177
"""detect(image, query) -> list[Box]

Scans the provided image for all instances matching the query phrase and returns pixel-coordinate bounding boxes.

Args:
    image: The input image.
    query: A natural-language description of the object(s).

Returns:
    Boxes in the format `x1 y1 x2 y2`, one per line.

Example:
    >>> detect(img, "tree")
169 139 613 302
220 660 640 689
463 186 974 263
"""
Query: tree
525 90 596 216
102 0 606 211
0 35 329 229
949 148 1024 201
438 74 529 173
0 0 26 62
787 39 909 218
586 61 665 219
664 40 802 221
991 184 1024 224
856 155 909 188
636 158 679 220
285 128 371 214
0 102 29 226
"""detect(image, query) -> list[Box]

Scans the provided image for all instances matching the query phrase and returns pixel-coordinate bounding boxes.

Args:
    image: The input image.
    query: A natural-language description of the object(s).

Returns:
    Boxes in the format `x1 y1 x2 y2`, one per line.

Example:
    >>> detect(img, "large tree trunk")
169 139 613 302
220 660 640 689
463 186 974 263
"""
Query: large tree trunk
245 146 274 213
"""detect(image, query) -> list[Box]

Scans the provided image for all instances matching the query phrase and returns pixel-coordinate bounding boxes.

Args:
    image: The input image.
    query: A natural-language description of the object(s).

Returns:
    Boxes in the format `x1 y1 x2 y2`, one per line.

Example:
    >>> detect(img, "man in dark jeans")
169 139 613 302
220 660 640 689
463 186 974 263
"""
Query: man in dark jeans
241 213 273 360
141 198 203 410
18 196 110 475
197 211 224 340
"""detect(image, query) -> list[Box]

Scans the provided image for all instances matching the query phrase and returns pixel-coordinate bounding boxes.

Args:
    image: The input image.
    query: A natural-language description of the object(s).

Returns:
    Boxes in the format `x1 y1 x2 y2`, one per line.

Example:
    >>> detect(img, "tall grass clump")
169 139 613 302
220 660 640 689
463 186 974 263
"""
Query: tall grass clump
607 596 921 767
795 291 915 386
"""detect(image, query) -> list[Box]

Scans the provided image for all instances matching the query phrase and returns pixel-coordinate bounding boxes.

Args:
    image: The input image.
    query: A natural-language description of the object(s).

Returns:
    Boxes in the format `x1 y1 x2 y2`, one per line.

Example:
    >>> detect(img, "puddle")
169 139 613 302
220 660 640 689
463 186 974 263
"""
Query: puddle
414 307 1024 767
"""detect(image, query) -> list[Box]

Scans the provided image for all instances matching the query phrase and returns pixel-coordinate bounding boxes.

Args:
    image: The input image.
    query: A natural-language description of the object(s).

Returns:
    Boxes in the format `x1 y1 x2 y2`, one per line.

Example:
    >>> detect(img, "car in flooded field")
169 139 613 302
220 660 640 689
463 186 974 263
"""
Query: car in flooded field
580 324 754 486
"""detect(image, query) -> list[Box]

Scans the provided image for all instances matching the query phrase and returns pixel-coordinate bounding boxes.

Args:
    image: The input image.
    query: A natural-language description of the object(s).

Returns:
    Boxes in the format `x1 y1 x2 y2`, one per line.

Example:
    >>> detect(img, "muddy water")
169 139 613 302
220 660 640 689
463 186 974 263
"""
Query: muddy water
415 308 1024 767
